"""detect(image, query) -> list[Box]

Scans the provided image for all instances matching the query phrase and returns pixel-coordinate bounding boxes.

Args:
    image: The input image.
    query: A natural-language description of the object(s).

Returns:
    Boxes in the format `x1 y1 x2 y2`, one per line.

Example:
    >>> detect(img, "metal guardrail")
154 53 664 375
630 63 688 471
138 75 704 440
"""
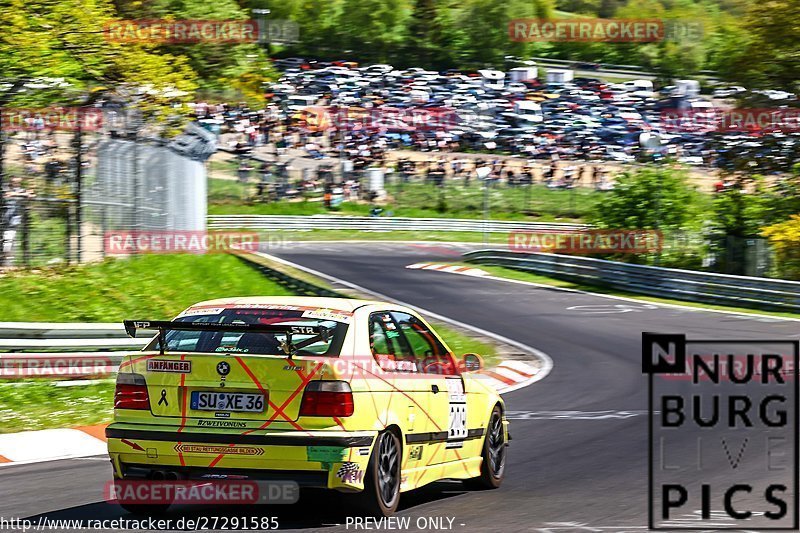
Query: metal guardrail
0 322 127 339
529 56 720 81
209 215 589 234
0 338 144 351
464 249 800 312
0 322 146 351
0 322 145 377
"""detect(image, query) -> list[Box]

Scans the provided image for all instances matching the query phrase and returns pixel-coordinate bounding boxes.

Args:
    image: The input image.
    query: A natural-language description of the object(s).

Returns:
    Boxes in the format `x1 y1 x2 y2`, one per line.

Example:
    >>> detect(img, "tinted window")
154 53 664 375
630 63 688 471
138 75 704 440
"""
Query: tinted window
145 308 348 357
392 312 456 375
369 312 417 372
367 311 456 375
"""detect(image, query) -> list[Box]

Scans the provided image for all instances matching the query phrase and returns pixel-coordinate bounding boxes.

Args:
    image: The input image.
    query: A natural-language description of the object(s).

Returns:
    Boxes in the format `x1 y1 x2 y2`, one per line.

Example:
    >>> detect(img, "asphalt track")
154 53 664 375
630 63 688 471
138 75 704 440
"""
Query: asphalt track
3 241 799 532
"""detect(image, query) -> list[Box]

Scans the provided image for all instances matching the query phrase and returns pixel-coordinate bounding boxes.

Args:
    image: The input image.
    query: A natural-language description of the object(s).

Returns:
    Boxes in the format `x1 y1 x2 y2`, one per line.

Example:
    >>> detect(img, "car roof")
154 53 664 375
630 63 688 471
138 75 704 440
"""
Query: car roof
187 296 392 313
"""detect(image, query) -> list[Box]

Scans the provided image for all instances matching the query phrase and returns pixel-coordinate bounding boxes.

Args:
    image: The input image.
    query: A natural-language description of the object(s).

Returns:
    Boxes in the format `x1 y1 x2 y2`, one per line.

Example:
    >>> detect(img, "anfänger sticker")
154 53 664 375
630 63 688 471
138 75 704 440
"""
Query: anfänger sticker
147 359 192 373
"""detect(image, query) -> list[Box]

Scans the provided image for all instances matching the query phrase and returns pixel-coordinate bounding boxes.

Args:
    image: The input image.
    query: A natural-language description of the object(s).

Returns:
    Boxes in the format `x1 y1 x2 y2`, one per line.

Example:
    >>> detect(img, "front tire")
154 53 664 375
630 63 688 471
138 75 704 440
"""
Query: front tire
465 405 506 489
355 430 401 516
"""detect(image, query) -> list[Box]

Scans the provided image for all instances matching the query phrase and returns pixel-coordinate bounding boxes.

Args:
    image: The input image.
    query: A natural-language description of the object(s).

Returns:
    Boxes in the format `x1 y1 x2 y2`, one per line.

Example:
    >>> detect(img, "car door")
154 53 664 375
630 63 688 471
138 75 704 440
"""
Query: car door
367 311 436 436
367 310 443 485
389 312 466 465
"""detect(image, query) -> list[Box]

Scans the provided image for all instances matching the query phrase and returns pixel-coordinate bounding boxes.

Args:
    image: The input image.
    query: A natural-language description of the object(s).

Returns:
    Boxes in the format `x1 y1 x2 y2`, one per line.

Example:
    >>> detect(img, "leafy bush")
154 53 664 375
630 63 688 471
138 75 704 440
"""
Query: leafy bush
589 166 708 266
761 215 800 280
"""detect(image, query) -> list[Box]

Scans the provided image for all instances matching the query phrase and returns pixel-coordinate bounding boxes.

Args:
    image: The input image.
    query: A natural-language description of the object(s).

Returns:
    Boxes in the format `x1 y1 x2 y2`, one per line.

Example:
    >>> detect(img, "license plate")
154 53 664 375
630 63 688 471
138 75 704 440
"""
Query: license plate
190 391 265 413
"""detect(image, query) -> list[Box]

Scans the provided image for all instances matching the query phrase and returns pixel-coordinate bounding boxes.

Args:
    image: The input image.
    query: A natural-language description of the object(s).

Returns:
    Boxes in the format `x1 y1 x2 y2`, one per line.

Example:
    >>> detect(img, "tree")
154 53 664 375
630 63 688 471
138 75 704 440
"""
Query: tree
336 0 410 63
0 0 198 113
731 0 800 91
762 215 800 280
116 0 276 103
555 0 601 15
598 0 623 18
404 0 462 69
589 166 706 267
707 174 770 275
291 0 345 57
454 0 553 68
590 167 700 230
613 0 709 78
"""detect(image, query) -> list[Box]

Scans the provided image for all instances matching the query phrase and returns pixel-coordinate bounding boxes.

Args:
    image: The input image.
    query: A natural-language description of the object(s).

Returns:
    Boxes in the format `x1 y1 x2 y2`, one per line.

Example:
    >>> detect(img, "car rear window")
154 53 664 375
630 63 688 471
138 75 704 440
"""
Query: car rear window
145 308 349 357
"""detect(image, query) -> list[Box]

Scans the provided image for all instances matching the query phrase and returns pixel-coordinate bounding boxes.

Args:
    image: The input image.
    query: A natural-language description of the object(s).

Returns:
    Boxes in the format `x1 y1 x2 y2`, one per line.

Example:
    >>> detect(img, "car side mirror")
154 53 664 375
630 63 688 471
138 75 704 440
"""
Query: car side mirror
461 353 483 373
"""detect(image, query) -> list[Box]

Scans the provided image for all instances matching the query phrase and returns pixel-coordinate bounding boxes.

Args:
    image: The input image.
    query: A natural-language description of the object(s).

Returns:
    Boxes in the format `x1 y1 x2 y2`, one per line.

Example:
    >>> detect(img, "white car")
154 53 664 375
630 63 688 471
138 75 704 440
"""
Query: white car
506 82 528 93
678 155 705 165
363 64 394 74
713 86 746 98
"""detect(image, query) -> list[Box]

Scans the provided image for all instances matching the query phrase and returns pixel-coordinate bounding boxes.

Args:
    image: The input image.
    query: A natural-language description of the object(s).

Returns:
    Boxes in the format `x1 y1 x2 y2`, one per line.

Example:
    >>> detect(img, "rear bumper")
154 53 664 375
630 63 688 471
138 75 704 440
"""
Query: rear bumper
107 427 373 447
107 424 376 492
120 463 329 487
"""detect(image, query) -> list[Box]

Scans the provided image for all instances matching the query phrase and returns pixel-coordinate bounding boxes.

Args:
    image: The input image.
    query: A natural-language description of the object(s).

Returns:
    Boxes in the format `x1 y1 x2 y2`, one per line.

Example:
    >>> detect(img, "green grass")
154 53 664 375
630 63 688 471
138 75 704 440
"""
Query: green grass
467 263 800 320
386 182 597 221
0 254 293 322
209 178 599 222
10 211 70 268
0 380 115 434
435 324 497 366
208 159 240 176
276 229 507 243
208 175 251 204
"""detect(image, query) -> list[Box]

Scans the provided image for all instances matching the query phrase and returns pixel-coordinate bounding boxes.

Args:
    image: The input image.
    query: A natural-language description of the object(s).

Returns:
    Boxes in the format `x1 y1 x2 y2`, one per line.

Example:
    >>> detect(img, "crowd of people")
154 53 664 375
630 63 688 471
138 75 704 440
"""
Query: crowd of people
194 99 620 202
186 57 800 203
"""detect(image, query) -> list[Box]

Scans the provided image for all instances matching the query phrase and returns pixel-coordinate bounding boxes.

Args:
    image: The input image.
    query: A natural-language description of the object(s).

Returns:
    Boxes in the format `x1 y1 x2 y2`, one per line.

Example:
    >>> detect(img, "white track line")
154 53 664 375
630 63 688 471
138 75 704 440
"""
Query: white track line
255 252 554 393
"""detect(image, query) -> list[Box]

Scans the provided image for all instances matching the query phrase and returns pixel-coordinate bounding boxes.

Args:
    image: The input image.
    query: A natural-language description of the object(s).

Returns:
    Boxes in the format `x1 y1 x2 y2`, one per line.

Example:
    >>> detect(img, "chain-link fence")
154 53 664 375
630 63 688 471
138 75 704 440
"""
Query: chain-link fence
0 117 209 267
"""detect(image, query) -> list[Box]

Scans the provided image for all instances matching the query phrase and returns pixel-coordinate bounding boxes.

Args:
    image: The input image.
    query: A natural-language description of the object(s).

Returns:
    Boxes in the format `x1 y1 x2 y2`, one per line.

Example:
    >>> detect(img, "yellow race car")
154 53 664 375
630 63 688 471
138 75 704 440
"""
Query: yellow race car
107 297 508 516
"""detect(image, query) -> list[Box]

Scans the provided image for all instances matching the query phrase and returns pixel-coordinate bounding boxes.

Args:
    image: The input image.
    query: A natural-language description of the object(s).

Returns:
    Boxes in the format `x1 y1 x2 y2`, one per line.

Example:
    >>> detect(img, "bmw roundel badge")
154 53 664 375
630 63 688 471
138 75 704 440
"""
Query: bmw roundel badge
216 361 231 376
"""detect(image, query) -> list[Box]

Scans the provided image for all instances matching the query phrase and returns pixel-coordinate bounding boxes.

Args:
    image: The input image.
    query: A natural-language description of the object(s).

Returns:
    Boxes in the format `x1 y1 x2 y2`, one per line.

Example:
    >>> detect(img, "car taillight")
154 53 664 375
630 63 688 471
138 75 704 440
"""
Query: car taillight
114 373 150 410
299 381 354 417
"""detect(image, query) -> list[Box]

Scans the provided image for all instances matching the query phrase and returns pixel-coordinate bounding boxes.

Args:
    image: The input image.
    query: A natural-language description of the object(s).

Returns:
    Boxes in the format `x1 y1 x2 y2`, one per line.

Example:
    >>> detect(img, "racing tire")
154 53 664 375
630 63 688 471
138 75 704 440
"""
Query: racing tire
354 430 401 517
464 405 506 490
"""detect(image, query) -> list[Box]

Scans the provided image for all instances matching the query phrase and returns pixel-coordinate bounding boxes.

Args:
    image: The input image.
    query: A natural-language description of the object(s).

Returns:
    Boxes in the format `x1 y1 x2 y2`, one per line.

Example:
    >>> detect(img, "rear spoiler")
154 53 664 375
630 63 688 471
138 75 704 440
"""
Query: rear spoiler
122 320 330 356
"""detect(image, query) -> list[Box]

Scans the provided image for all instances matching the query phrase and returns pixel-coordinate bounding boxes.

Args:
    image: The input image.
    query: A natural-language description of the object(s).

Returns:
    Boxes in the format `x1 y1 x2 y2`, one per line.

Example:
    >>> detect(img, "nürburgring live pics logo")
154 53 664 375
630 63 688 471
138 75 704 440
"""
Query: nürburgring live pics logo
643 333 799 529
